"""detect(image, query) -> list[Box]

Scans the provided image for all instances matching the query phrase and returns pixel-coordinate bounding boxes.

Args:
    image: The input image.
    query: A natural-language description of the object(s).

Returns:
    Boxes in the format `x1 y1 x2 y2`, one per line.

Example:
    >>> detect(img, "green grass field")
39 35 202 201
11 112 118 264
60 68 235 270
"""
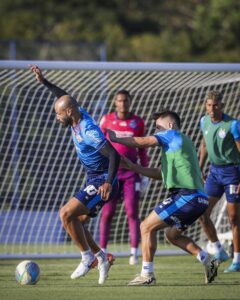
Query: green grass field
0 256 239 300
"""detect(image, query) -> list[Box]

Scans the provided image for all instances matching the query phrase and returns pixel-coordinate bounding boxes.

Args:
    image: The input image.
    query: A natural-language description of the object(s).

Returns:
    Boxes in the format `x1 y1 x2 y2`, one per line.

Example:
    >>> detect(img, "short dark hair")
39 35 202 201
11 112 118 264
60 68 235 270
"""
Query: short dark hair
153 110 181 128
205 90 223 102
115 89 132 100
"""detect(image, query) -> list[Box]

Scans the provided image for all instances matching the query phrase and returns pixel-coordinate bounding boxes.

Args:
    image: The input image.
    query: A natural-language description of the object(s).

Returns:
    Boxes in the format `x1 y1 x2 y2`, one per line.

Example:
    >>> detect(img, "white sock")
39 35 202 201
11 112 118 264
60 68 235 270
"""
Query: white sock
131 247 138 257
101 248 107 254
141 261 154 275
212 241 223 253
95 250 107 263
233 252 240 264
81 249 94 262
196 250 209 265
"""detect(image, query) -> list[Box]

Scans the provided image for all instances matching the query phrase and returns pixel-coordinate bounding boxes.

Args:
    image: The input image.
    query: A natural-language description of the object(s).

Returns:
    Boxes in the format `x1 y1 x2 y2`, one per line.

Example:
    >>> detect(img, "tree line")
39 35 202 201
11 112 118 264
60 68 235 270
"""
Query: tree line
0 0 239 61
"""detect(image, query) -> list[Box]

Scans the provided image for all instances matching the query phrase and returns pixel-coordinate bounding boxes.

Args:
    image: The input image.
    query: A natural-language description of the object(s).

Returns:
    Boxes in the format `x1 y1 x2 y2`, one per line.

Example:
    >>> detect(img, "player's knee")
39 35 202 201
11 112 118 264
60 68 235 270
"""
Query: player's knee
59 206 71 224
165 228 178 243
140 219 151 235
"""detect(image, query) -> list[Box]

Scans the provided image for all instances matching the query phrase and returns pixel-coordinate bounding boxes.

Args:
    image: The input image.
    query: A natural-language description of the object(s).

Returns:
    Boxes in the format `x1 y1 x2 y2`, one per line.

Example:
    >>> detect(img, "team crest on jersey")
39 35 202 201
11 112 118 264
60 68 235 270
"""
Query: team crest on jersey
218 128 226 139
86 130 102 143
129 120 137 129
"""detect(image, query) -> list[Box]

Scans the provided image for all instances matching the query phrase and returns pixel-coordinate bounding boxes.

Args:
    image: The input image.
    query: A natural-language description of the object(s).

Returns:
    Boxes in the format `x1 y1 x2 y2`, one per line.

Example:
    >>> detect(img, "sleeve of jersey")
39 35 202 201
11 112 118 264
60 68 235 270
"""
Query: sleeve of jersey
83 123 107 150
231 120 240 140
154 130 175 148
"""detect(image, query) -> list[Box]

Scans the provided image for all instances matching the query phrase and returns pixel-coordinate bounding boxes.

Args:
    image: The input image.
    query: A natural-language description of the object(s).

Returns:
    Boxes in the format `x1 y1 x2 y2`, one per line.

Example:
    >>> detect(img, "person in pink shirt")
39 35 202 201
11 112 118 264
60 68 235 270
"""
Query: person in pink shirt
99 90 149 264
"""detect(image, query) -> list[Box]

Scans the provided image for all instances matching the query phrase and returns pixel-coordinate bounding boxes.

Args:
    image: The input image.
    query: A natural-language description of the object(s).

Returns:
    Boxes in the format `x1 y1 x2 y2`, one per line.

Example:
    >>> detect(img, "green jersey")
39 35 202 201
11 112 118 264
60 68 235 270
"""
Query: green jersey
154 130 203 191
201 114 240 165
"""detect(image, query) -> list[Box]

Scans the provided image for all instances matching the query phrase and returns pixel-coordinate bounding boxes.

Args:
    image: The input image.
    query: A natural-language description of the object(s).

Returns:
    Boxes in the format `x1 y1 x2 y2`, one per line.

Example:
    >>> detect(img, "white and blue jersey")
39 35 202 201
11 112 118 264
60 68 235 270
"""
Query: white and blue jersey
72 108 119 216
71 108 109 175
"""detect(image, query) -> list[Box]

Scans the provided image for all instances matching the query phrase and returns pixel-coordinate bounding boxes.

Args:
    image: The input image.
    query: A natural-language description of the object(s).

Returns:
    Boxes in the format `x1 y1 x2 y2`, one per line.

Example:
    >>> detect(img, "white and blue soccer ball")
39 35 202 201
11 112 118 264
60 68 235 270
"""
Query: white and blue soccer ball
15 260 40 285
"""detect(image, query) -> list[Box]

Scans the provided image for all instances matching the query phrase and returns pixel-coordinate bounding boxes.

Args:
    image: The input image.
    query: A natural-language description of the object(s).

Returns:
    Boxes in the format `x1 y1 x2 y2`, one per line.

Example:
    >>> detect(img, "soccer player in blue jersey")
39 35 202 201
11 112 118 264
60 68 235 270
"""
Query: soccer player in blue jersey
30 65 120 284
108 111 218 285
199 90 240 272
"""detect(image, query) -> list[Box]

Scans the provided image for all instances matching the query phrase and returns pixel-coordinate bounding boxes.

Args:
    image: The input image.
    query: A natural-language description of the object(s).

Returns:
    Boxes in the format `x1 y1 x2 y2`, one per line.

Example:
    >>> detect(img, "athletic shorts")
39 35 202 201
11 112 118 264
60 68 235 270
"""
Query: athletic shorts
205 164 240 203
154 189 208 231
75 173 118 217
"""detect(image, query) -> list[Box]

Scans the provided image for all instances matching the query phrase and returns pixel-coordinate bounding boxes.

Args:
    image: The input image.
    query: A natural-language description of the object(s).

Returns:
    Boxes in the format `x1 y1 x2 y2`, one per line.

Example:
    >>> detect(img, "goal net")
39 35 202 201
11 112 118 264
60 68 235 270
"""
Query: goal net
0 61 239 258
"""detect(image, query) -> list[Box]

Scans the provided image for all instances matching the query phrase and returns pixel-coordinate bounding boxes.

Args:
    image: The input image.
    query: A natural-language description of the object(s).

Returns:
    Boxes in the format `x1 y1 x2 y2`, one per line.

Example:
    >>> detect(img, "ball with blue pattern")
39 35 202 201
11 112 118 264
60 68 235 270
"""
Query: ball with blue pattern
15 260 40 285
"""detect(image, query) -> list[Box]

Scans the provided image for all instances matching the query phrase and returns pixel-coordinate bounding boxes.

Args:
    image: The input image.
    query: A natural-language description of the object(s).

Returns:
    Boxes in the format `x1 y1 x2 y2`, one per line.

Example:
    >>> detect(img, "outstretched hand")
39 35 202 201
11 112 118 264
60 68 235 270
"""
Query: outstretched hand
29 64 44 83
106 129 117 142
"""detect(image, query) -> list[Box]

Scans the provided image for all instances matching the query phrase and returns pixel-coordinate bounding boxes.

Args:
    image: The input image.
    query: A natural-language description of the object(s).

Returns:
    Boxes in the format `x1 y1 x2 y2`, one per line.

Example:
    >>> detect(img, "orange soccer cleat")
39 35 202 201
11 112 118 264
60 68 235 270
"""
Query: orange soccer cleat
90 253 115 269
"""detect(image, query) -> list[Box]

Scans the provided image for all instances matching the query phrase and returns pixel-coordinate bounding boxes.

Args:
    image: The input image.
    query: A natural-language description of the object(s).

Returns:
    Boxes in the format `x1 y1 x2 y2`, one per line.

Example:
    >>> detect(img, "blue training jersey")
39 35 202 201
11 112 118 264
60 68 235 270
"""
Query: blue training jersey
71 108 109 174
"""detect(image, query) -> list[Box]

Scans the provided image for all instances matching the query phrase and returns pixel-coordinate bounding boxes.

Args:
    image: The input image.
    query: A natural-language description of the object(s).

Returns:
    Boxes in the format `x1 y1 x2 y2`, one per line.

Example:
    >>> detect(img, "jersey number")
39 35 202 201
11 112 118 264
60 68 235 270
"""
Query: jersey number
84 185 98 196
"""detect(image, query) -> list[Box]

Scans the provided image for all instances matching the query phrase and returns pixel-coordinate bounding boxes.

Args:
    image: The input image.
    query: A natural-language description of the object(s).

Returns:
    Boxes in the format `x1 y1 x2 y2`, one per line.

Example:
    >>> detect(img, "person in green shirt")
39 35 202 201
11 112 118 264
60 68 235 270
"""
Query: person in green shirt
199 90 240 272
108 110 218 285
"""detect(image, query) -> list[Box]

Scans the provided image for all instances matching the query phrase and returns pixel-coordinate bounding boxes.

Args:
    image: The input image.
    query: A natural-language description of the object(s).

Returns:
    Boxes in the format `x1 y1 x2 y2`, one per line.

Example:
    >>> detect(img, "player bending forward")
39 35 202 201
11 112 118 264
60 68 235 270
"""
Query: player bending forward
30 65 120 284
108 110 218 285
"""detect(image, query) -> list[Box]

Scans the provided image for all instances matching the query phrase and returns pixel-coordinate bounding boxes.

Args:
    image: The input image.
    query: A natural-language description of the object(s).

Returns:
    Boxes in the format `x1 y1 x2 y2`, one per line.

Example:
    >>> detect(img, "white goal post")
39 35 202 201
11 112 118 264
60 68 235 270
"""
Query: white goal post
0 61 240 258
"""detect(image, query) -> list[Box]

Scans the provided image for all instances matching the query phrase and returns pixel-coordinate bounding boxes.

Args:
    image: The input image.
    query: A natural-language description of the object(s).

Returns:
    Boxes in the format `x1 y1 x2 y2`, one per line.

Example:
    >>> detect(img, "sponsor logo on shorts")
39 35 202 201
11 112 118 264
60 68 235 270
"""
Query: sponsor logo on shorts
198 197 208 205
170 216 181 226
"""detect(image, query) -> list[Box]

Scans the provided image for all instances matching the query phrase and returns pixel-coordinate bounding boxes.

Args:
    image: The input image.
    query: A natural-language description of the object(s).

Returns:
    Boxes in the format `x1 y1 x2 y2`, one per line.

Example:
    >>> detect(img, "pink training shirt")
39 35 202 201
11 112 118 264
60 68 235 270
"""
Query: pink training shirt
100 112 148 178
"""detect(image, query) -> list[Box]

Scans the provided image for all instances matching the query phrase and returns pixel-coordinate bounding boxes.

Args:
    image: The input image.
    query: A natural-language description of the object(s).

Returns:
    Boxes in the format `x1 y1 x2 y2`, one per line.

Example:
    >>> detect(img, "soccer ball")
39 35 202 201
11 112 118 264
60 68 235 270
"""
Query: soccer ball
15 260 40 285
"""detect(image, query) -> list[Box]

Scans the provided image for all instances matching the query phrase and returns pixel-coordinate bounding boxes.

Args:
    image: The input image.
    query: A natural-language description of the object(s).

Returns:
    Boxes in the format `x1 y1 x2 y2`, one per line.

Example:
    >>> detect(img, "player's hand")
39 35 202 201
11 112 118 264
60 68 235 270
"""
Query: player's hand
120 156 134 170
98 182 112 201
106 129 117 142
29 64 44 83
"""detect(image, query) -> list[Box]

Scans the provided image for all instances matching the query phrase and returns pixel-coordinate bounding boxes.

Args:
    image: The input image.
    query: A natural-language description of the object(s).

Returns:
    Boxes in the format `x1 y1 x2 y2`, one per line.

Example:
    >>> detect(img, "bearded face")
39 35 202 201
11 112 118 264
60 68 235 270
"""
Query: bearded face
59 115 72 127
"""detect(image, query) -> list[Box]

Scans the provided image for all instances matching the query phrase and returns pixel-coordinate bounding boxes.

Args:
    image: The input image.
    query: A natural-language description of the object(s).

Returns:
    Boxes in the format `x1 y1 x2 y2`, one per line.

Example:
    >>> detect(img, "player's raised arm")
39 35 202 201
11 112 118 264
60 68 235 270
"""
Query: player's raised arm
121 156 161 180
29 64 68 99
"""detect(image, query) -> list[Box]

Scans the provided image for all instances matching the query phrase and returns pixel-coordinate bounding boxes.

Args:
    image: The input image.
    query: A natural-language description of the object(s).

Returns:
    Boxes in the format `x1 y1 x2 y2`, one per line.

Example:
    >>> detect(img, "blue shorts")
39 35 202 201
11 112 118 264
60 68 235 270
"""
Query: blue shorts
75 173 118 217
154 189 208 230
205 164 240 203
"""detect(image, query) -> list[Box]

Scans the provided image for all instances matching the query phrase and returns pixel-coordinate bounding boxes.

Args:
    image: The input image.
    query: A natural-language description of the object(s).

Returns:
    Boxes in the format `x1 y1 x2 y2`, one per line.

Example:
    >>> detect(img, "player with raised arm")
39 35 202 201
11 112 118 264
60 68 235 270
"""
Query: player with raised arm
108 111 218 285
99 90 149 265
199 90 240 272
29 65 120 284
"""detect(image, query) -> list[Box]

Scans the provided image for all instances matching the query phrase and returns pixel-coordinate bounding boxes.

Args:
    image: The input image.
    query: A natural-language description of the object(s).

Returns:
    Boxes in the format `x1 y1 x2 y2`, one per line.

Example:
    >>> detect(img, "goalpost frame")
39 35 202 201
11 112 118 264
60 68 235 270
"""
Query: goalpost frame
1 60 240 72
